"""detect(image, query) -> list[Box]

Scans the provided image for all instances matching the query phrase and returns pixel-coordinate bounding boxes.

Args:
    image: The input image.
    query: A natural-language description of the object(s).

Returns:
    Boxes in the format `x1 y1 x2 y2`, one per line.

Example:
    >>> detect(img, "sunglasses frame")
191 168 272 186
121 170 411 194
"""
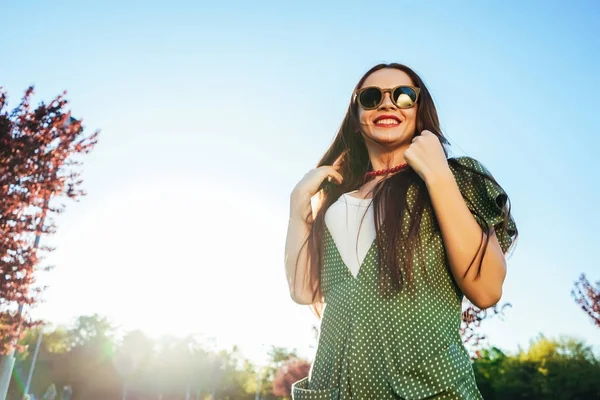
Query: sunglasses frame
354 85 421 110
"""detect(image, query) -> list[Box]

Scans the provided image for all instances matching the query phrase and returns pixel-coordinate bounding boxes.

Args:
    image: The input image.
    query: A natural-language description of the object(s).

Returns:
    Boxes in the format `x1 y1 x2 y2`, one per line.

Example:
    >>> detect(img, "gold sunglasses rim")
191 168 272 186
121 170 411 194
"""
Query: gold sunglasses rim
354 85 421 110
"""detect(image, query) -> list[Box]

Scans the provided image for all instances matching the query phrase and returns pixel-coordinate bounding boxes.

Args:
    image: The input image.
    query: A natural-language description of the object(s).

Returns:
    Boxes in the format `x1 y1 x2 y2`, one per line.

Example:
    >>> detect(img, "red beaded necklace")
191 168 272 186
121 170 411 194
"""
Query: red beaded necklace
364 162 409 181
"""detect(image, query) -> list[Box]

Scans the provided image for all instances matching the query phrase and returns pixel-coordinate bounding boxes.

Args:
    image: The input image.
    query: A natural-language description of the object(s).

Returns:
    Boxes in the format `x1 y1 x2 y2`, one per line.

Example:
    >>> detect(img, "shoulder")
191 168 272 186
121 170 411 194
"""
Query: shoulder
448 157 500 191
448 156 491 176
447 156 502 203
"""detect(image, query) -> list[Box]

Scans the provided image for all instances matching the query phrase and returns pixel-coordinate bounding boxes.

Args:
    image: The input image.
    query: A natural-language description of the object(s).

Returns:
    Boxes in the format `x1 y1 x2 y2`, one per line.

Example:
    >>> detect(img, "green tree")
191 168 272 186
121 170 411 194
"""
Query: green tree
473 335 600 399
8 316 118 399
66 314 115 348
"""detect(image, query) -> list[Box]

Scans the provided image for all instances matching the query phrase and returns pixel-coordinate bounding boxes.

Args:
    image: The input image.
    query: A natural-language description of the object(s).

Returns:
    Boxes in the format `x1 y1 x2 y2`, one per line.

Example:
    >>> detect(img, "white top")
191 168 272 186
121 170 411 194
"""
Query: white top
324 191 376 277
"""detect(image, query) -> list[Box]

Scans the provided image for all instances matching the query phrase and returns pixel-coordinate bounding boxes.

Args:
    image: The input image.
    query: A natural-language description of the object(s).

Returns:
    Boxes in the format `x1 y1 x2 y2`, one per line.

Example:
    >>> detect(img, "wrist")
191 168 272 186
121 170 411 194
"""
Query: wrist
289 191 314 224
425 165 454 189
288 214 311 228
289 202 310 225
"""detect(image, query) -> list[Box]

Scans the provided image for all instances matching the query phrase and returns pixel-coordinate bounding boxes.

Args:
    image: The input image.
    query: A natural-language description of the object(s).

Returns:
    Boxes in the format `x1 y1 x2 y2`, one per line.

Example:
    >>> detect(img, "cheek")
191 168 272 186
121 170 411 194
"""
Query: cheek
359 109 372 125
404 107 418 123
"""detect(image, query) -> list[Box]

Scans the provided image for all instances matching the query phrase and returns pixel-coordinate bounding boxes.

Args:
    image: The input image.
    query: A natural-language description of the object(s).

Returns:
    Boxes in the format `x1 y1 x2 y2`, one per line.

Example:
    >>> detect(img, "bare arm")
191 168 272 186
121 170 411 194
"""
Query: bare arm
284 166 343 305
404 131 508 309
426 170 507 309
284 216 314 305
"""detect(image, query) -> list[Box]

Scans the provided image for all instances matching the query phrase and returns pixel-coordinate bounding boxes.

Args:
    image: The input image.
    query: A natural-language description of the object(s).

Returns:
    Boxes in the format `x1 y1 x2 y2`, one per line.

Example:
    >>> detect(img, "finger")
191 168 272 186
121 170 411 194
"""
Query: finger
332 155 344 169
328 169 344 184
322 167 344 184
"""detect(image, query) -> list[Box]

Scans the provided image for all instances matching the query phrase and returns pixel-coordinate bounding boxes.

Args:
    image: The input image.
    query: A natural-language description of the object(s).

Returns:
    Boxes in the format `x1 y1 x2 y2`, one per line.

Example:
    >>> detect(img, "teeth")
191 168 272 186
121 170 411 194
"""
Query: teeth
374 118 400 125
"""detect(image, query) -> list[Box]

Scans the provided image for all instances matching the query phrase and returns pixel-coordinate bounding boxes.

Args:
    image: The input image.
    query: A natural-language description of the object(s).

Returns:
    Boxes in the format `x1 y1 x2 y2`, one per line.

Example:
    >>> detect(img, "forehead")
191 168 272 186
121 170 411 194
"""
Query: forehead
361 68 414 88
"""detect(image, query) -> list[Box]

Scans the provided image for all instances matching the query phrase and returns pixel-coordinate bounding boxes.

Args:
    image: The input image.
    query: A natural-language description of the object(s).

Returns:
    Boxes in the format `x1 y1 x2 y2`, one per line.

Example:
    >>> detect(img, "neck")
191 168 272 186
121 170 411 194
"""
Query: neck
367 143 410 172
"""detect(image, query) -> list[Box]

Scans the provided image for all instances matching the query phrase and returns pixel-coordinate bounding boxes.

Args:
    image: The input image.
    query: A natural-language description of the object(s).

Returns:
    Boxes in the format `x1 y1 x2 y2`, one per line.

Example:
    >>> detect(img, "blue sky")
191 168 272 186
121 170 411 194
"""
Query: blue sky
1 1 599 363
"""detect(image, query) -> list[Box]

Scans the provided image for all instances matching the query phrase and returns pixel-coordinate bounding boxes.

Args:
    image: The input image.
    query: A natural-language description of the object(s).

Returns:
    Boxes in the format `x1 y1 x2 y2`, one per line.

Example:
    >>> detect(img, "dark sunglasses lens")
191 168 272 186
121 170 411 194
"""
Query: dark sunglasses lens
393 87 417 108
359 88 382 109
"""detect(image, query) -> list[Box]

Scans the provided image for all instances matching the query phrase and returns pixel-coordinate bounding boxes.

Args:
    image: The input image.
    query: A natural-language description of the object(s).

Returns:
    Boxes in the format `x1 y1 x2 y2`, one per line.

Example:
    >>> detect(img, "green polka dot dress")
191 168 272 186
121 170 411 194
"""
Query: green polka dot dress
291 157 517 400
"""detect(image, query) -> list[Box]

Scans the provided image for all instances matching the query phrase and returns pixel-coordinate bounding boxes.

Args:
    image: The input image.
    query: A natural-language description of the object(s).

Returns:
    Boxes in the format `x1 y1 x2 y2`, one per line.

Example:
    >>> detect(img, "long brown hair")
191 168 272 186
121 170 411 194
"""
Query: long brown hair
297 63 515 317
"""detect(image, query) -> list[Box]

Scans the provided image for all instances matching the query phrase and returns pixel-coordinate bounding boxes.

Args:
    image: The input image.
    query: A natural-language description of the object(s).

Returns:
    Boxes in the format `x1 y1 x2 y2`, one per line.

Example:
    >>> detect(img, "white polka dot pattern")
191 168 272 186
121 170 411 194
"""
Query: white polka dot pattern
291 157 516 399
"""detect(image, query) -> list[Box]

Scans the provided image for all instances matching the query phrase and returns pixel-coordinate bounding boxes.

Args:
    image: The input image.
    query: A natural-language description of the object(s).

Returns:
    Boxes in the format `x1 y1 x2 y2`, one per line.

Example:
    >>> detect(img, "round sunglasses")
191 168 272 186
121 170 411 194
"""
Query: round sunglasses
355 85 421 110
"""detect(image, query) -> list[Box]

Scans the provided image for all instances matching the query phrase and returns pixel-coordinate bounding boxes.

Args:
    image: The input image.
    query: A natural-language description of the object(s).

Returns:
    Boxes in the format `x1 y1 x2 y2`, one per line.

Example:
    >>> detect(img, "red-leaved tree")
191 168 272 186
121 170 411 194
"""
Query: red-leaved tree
0 86 98 354
461 300 512 358
272 358 311 398
572 273 600 328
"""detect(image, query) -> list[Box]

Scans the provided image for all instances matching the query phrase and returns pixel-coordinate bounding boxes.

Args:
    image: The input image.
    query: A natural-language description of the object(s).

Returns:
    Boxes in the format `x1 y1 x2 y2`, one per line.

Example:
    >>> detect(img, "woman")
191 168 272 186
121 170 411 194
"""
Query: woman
284 63 517 399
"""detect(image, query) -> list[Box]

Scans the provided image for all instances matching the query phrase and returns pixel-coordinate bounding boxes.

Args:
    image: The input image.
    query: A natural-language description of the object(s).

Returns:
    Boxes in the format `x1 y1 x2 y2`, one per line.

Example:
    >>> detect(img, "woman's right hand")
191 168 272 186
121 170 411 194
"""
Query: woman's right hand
290 165 344 224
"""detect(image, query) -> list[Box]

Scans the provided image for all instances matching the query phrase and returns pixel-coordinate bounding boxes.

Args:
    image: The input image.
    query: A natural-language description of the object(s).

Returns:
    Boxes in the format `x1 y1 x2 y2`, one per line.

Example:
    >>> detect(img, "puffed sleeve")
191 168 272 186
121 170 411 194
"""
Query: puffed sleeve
449 156 517 254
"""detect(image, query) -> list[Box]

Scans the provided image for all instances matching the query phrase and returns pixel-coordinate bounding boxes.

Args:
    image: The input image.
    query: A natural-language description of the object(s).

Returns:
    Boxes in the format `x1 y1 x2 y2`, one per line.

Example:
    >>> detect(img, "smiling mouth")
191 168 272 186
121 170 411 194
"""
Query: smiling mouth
373 116 401 127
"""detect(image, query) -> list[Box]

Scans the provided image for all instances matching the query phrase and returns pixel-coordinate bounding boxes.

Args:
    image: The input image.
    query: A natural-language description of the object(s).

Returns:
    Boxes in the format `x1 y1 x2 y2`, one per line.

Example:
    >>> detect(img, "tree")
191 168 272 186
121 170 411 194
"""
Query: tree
114 329 155 383
572 273 600 328
272 358 311 399
66 314 115 349
471 346 507 397
51 315 120 400
256 346 298 399
7 316 116 400
473 335 600 399
0 87 98 354
461 300 512 357
7 325 72 399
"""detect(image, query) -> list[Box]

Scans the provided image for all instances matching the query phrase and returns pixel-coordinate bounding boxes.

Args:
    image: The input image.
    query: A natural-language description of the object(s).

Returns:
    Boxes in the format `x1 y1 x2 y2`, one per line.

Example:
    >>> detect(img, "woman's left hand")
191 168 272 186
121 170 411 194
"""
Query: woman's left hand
404 130 451 184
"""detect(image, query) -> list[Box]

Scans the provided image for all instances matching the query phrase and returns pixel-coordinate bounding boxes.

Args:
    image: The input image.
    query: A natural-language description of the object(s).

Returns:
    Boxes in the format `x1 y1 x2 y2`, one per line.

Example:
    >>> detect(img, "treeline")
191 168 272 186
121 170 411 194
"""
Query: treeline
7 315 600 399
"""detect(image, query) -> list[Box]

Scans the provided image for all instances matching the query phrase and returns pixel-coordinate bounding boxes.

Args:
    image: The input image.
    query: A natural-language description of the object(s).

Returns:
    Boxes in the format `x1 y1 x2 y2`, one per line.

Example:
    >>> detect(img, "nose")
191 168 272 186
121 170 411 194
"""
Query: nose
378 92 397 110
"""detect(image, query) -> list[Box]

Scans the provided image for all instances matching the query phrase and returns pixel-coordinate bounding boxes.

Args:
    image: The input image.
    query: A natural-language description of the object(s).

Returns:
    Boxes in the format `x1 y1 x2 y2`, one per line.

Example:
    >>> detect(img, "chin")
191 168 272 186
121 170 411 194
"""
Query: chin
367 128 412 146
